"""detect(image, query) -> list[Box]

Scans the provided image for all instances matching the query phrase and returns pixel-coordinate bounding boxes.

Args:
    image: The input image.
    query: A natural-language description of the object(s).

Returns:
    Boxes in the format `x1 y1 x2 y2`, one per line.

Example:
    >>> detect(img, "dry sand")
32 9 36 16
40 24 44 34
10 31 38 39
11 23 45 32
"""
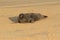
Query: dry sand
0 4 60 40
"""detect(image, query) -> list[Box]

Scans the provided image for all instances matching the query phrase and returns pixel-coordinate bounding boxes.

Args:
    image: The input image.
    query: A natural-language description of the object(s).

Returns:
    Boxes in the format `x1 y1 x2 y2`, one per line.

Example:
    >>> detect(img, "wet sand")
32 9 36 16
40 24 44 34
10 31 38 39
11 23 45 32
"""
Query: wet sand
0 4 60 40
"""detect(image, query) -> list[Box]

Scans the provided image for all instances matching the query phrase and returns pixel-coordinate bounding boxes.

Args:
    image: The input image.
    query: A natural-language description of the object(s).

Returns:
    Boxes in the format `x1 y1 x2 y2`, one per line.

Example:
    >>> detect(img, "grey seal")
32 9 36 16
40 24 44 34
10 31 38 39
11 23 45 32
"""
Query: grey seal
18 13 48 23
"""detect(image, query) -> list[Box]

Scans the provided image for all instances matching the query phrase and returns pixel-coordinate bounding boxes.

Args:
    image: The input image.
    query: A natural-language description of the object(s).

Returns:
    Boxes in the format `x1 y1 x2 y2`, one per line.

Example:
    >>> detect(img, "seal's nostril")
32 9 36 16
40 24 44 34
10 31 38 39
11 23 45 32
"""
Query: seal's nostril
44 16 48 18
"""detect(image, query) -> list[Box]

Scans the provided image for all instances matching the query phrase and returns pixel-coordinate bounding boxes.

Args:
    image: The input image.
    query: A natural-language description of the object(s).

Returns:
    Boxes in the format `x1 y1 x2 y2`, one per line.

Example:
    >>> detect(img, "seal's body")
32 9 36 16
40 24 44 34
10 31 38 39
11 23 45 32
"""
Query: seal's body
18 13 48 23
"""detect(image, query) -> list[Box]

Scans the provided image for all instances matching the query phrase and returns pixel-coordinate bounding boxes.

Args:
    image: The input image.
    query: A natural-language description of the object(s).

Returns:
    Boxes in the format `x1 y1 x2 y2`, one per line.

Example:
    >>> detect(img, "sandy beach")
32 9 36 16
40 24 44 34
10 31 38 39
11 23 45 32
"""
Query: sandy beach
0 3 60 40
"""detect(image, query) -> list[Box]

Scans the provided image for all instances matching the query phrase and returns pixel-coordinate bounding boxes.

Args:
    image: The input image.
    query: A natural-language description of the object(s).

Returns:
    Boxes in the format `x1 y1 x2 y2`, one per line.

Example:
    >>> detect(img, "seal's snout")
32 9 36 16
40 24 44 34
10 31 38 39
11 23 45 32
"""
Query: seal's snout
44 16 48 18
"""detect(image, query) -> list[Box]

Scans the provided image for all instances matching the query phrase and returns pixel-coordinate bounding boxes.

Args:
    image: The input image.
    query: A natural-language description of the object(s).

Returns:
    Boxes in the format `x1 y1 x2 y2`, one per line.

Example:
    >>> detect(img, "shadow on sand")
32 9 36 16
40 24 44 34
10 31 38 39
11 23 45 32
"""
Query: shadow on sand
9 16 18 23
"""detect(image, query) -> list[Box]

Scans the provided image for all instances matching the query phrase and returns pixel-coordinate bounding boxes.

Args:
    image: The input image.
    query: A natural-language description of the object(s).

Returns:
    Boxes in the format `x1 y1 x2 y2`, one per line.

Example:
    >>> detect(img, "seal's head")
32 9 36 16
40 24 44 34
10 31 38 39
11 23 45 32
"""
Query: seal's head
40 15 48 19
30 13 48 21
